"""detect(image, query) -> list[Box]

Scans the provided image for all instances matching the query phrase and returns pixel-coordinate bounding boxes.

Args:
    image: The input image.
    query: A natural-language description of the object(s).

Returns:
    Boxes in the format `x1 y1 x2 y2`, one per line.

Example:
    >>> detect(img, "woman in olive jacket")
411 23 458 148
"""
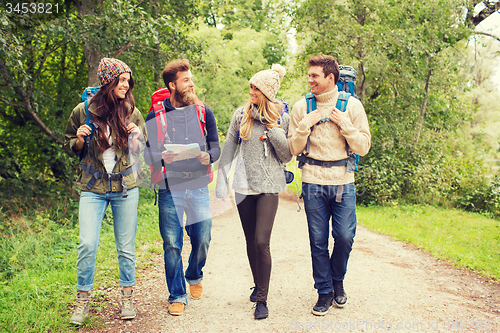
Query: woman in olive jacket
64 58 146 325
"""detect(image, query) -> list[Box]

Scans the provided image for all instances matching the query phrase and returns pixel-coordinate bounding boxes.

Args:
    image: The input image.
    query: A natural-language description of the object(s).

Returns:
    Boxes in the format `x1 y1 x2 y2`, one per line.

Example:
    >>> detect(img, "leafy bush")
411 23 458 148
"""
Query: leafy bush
0 174 79 226
356 134 500 218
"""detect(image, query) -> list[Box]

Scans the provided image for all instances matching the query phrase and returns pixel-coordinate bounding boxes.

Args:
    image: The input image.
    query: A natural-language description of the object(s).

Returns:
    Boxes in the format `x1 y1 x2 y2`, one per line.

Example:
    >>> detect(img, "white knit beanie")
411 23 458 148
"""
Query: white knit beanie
249 64 286 101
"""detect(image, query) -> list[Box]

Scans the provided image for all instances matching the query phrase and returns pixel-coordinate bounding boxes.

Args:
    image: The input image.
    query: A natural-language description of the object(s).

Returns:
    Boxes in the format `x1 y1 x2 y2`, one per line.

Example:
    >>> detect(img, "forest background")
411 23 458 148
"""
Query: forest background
1 0 500 331
1 0 500 219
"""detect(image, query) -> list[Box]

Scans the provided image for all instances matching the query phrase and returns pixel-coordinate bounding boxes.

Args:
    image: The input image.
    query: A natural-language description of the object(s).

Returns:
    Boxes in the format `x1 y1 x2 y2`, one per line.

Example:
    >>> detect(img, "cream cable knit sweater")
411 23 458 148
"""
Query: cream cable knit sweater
288 87 371 186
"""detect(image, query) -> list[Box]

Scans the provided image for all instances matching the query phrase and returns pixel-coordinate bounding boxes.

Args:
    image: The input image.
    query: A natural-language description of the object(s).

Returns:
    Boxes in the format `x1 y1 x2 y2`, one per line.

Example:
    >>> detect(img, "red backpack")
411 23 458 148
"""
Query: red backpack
149 87 213 184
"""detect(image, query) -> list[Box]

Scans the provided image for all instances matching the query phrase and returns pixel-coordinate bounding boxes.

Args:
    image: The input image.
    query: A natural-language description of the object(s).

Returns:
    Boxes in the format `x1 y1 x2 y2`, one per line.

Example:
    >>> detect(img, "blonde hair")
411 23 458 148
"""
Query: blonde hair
239 93 283 141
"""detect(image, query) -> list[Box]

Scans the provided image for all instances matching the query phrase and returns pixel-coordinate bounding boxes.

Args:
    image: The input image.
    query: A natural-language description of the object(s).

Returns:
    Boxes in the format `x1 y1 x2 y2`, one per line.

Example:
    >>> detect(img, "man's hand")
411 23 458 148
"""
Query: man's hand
162 150 178 164
197 152 211 165
303 110 322 128
330 108 348 125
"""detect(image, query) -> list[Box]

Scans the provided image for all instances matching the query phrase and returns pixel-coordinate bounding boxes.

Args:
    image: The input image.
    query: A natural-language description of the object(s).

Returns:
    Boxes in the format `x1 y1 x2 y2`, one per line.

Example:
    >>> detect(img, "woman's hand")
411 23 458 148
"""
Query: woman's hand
76 125 92 144
266 122 281 131
127 123 141 139
127 123 142 153
74 124 92 151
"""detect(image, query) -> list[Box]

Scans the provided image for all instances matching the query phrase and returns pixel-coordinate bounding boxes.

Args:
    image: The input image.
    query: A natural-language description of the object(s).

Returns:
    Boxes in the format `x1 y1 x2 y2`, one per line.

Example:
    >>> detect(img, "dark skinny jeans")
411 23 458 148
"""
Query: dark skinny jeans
235 193 279 302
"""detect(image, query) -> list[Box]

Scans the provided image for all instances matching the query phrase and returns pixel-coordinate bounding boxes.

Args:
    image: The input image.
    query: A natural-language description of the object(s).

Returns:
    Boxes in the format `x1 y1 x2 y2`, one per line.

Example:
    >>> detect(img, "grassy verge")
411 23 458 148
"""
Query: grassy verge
1 186 498 332
357 204 500 281
0 188 161 332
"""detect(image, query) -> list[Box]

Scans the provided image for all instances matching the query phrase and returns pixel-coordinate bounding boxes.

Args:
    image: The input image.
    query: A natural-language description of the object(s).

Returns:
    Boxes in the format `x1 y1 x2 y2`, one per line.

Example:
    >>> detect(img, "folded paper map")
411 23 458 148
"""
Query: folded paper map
164 143 202 162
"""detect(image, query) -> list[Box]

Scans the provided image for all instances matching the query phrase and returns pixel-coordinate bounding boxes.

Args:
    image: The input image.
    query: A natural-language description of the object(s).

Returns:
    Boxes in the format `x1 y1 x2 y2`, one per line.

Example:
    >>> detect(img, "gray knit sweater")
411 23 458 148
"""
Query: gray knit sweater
216 107 293 199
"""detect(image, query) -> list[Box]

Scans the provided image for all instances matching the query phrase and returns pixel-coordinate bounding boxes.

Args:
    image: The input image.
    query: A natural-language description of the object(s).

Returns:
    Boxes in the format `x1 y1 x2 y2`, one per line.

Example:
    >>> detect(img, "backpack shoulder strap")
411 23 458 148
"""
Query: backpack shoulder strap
153 100 167 150
82 99 96 171
336 92 351 112
236 107 245 144
305 93 316 114
84 89 95 138
195 103 207 137
335 91 358 170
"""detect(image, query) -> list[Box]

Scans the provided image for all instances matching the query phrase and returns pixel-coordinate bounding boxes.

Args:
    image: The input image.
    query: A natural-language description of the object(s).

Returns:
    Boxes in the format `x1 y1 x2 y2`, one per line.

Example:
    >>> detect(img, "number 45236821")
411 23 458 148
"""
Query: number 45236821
5 3 59 14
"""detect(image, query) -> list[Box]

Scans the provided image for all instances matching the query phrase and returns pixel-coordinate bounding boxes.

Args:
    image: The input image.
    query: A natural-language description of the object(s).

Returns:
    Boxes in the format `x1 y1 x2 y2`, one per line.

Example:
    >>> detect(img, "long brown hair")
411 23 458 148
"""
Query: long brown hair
89 75 135 150
239 93 282 141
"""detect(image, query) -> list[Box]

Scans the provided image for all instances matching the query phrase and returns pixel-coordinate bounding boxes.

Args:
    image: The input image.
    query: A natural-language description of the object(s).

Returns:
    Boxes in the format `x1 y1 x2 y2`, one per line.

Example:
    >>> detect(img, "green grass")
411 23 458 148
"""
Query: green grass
0 188 161 332
286 158 302 195
1 186 499 332
357 204 500 281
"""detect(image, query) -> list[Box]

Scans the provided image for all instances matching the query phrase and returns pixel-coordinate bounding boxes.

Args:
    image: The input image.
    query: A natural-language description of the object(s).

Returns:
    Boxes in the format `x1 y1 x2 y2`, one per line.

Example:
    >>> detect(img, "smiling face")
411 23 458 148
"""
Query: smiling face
170 70 196 107
112 72 131 99
249 84 263 105
308 65 335 95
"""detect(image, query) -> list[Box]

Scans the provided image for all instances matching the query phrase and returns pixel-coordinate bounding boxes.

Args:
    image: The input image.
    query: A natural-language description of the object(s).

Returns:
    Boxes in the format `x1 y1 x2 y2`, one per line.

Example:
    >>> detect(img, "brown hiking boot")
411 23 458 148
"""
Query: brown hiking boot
189 283 203 299
121 290 136 319
70 293 90 325
168 302 185 316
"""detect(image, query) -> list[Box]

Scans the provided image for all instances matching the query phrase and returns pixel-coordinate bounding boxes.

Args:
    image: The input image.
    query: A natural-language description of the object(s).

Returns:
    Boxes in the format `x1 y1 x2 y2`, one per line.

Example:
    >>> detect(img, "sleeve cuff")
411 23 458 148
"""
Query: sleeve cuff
298 119 312 132
267 127 285 138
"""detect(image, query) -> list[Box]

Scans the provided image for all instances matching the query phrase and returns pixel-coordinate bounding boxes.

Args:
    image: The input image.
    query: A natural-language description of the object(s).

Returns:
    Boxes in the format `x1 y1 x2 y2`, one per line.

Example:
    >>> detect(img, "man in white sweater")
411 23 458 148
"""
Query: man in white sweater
288 55 371 316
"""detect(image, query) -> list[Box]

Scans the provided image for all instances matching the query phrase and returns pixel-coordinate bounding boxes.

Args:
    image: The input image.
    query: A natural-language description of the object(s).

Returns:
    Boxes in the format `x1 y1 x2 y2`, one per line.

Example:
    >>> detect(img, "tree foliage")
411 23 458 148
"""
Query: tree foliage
0 0 200 210
0 0 499 218
191 25 285 134
291 0 500 215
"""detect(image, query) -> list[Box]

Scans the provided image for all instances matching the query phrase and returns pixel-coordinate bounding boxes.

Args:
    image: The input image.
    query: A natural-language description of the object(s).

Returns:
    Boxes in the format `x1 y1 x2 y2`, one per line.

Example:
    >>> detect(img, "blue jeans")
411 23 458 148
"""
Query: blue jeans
76 187 139 291
158 187 212 304
302 182 357 294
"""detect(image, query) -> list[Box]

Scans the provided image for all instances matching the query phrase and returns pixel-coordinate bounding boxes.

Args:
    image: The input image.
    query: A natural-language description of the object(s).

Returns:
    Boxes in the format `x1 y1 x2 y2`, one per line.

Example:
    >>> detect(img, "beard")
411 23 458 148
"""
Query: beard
173 85 197 107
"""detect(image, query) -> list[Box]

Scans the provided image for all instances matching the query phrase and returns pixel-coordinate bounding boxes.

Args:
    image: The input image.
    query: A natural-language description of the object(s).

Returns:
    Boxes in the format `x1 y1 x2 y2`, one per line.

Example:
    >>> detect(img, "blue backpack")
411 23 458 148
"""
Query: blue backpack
297 65 360 172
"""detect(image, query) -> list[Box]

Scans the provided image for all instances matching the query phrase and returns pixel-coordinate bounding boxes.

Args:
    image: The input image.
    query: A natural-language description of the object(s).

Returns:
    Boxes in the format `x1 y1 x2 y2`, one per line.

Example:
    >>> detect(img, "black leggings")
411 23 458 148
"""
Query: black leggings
235 193 279 302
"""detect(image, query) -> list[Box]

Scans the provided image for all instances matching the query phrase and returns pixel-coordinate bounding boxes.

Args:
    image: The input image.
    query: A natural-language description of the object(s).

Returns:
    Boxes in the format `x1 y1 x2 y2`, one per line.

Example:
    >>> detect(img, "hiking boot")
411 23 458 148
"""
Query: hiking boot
311 292 333 316
70 292 90 325
333 280 347 308
190 283 203 299
121 290 136 319
254 301 268 319
168 302 185 316
250 287 257 302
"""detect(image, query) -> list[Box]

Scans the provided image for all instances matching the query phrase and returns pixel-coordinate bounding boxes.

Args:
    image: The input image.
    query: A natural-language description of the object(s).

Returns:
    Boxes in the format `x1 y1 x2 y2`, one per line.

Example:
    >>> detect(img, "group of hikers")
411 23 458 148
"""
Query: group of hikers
63 54 371 325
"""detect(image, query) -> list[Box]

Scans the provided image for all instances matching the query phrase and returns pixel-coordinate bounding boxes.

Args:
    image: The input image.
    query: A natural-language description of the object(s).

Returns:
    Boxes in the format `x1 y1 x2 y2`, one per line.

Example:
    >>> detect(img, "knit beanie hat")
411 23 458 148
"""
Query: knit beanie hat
249 64 286 101
98 58 132 87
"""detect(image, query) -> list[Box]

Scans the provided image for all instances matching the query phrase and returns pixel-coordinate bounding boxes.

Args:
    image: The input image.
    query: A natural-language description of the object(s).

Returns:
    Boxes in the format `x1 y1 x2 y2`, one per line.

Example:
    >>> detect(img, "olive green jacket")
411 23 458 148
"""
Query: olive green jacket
64 102 147 194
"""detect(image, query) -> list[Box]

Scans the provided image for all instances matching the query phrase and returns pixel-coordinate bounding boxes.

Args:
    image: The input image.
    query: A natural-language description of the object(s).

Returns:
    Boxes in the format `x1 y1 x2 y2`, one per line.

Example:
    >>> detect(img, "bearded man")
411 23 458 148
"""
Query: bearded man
144 59 220 316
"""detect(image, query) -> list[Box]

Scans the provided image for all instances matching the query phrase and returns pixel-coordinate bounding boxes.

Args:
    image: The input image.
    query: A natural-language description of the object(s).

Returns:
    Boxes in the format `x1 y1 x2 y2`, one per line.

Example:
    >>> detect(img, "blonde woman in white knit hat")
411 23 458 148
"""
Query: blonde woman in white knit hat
216 64 292 319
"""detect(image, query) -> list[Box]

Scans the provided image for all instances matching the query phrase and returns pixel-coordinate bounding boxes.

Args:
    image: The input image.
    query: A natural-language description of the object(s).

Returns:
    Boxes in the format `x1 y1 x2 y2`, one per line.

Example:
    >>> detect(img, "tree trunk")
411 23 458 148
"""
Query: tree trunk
14 86 64 145
358 62 366 101
414 56 433 146
74 0 104 86
83 45 101 86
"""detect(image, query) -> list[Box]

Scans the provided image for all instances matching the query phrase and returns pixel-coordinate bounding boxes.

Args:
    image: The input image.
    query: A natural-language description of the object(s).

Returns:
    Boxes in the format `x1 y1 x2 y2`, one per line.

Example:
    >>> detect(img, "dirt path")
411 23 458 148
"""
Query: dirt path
85 196 500 332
